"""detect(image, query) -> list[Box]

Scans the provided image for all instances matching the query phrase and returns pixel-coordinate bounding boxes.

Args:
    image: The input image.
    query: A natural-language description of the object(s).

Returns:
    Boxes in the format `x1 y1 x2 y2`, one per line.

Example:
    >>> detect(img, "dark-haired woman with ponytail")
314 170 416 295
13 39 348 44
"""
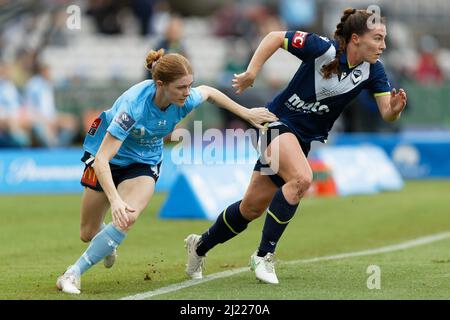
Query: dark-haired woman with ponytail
55 49 277 294
185 8 407 284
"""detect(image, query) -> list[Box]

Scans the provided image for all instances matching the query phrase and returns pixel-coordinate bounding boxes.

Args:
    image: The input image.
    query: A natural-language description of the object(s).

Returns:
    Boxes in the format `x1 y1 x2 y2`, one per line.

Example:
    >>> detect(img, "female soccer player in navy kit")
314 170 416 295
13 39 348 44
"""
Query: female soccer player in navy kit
185 8 407 284
56 49 277 294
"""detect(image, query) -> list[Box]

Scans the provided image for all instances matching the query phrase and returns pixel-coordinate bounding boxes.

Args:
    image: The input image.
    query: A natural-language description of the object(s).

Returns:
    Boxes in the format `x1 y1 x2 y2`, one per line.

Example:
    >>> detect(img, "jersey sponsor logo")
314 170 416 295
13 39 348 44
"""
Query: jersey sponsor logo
158 120 167 126
339 71 347 81
285 94 330 115
351 69 363 84
81 166 98 188
114 112 136 131
88 118 102 136
131 126 146 138
292 31 307 49
133 136 162 149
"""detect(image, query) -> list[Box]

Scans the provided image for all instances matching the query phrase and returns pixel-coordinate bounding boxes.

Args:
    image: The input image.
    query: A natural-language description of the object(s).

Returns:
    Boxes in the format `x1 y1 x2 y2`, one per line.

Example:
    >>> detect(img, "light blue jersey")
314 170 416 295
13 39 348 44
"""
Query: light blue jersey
83 80 204 166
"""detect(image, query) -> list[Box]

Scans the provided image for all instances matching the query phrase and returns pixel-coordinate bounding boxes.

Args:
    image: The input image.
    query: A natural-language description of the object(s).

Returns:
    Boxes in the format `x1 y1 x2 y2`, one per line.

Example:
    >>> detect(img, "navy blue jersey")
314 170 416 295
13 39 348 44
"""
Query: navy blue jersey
267 31 391 142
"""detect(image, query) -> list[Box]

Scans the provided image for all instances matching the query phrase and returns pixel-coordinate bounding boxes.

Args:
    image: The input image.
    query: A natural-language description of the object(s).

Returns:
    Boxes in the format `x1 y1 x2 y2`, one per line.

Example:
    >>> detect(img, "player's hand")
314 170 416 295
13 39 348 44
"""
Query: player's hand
232 71 256 94
244 107 278 129
110 198 135 229
390 88 407 114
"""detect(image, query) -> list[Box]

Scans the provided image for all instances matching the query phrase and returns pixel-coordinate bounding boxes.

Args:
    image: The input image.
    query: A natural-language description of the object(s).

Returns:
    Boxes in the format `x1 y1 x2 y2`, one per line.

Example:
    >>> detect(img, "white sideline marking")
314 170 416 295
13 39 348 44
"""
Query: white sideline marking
120 231 450 300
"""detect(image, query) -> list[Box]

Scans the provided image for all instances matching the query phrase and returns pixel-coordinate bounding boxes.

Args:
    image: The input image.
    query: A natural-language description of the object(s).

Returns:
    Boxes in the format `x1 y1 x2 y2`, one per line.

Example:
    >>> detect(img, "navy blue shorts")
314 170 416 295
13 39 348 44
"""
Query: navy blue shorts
253 123 310 188
80 151 161 192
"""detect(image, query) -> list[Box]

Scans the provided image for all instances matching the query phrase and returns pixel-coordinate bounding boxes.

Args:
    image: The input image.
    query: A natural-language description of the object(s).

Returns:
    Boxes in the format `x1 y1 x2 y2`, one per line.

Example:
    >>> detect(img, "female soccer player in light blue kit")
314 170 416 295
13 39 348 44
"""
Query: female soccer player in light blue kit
185 8 407 284
56 49 277 294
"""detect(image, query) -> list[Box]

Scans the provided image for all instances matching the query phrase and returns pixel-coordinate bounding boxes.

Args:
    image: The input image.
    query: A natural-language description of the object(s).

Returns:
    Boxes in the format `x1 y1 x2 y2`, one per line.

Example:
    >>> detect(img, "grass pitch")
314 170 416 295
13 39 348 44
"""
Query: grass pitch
0 180 449 300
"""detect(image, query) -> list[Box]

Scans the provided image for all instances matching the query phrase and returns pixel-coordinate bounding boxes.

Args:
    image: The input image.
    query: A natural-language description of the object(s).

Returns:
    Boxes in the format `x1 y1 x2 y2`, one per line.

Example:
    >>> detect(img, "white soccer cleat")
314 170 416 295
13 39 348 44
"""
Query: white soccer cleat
56 269 81 294
250 251 279 284
184 234 205 279
103 248 117 268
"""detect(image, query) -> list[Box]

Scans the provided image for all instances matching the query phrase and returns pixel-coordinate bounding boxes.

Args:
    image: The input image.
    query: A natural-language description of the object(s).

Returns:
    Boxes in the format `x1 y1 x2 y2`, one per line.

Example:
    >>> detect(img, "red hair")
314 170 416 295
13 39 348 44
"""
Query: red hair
146 49 192 83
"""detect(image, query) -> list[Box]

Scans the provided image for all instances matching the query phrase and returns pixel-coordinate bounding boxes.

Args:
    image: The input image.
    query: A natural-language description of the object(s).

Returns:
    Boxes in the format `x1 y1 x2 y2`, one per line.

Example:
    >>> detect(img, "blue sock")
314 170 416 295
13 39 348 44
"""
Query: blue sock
196 200 250 256
68 223 126 275
257 188 299 257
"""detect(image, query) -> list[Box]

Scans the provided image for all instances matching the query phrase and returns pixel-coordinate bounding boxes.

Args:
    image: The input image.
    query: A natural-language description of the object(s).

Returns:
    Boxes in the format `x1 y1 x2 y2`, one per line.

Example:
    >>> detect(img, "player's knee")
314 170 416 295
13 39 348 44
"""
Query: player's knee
240 202 265 221
288 172 313 201
123 212 139 229
297 173 313 191
80 229 96 243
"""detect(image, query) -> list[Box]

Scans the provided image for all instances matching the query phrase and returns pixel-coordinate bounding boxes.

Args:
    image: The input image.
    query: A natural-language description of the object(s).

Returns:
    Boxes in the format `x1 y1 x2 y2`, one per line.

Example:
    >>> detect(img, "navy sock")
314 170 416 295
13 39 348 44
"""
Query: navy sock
257 188 299 257
196 200 250 256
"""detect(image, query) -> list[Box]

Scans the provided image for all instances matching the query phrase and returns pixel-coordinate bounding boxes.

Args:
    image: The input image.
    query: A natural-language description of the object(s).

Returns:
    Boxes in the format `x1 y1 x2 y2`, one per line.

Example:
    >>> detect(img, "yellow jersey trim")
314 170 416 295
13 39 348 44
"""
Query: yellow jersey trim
373 92 391 97
347 60 356 69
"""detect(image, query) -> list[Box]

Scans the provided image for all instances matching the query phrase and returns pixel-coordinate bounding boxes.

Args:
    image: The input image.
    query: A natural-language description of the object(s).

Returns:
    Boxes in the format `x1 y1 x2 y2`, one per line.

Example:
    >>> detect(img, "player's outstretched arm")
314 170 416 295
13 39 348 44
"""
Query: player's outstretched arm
232 31 286 94
196 85 278 129
94 133 135 228
375 88 407 122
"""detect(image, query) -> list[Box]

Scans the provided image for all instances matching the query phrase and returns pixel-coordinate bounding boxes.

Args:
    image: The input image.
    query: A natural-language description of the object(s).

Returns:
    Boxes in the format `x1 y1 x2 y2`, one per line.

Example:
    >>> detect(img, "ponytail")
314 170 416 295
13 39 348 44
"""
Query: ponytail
146 48 165 72
145 48 192 83
322 8 356 79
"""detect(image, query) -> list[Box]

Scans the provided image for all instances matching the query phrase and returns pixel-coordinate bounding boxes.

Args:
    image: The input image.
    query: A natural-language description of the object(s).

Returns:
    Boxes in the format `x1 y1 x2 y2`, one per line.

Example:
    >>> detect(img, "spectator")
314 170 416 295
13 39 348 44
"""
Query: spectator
131 0 156 36
149 0 171 37
415 35 444 84
212 0 244 37
145 15 187 80
9 48 36 88
0 61 32 148
24 62 78 147
86 0 124 35
156 15 186 56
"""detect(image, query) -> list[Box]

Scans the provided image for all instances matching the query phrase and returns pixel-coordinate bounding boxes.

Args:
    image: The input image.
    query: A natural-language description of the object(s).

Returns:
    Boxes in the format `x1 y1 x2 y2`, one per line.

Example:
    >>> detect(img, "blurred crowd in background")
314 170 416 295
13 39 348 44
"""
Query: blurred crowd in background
1 0 449 148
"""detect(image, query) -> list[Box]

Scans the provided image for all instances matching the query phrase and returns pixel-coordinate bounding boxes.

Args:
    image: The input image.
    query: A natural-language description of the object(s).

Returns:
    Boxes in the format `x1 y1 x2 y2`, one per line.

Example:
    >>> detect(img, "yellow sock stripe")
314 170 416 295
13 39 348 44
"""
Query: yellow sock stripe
222 207 239 235
267 209 291 224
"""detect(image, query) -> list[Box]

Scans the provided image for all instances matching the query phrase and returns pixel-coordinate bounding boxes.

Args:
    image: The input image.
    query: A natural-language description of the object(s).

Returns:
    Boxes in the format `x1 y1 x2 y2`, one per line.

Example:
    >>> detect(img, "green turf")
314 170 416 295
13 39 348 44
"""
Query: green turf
155 238 450 300
0 180 449 300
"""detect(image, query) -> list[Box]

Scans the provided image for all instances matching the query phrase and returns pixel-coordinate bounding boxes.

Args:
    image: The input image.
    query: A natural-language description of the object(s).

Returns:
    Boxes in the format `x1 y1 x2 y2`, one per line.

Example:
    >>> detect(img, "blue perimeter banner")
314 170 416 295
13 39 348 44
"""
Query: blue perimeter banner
0 148 84 194
0 148 179 194
159 145 403 220
331 132 450 179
